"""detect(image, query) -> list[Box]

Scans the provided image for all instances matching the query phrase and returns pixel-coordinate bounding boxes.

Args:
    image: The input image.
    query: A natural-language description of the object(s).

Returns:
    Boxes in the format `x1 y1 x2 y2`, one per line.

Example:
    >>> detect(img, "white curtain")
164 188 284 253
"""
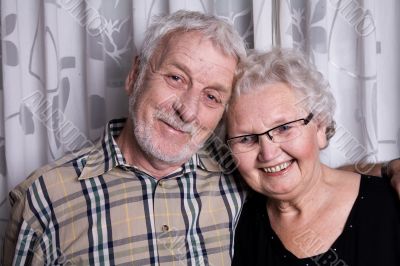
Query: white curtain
1 0 399 259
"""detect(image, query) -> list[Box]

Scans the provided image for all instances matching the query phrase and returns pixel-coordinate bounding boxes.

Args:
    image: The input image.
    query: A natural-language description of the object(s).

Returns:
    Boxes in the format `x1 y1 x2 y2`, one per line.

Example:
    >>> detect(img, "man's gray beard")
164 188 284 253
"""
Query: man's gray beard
128 86 203 165
132 113 199 165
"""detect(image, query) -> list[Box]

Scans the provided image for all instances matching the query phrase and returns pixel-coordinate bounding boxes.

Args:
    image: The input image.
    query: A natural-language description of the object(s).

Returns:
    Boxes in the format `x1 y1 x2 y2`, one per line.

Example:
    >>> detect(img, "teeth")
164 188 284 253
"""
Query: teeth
263 161 291 173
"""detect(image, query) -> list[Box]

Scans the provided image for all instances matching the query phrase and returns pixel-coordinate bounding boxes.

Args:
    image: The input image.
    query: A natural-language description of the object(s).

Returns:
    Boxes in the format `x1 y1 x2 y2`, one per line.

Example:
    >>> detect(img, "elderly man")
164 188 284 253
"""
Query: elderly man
4 10 246 265
3 10 400 266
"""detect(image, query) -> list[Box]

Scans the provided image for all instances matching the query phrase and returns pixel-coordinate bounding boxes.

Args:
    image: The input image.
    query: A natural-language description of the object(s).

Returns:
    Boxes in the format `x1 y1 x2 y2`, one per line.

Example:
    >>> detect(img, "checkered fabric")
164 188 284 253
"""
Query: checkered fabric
5 119 246 265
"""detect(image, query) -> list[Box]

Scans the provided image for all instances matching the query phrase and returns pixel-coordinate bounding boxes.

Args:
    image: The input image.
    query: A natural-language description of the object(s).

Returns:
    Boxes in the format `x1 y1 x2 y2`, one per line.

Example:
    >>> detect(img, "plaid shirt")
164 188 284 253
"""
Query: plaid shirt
4 119 246 265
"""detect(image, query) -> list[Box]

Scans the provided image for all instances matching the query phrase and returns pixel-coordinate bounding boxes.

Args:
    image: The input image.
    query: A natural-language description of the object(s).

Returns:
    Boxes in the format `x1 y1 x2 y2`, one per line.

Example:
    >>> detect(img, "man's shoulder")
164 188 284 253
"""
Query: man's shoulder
3 145 97 265
10 145 93 204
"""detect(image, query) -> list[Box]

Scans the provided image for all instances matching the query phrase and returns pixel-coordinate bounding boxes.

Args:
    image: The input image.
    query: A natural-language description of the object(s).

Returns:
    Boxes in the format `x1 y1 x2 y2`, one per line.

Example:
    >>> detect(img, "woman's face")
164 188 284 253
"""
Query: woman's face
227 83 327 200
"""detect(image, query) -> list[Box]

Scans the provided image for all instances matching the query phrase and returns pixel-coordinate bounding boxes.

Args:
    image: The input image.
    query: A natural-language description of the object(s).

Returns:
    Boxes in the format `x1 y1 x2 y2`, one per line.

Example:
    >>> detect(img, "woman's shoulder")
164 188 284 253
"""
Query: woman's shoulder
349 175 400 232
359 175 396 196
358 175 399 209
351 175 400 265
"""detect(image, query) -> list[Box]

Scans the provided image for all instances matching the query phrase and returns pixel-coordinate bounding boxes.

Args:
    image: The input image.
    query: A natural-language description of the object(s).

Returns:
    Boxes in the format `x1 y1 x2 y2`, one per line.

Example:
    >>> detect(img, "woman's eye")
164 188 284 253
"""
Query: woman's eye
239 135 257 145
276 124 292 133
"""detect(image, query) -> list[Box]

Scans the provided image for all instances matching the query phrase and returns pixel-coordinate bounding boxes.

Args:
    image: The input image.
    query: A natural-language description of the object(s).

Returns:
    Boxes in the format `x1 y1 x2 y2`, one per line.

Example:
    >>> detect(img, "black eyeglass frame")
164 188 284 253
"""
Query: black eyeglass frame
226 113 314 147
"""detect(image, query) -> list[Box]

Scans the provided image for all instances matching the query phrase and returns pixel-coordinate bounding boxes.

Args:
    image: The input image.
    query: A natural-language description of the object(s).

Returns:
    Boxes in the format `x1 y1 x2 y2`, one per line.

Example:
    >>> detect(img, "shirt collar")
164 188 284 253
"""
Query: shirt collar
78 118 232 180
78 118 126 180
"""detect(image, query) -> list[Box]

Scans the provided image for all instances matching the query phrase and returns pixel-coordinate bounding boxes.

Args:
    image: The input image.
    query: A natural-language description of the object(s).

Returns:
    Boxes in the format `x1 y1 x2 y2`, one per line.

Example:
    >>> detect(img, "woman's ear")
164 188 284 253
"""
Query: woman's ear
125 56 140 96
317 123 328 149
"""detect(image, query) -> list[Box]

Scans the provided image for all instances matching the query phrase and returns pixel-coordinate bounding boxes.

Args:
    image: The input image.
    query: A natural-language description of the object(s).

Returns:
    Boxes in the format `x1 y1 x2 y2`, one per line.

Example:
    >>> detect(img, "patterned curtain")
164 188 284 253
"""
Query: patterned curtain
0 0 399 260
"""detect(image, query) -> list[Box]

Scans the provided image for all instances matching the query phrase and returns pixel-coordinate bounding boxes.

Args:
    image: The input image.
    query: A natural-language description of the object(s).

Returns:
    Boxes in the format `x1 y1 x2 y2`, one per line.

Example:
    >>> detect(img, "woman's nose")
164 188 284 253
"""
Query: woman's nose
257 135 281 162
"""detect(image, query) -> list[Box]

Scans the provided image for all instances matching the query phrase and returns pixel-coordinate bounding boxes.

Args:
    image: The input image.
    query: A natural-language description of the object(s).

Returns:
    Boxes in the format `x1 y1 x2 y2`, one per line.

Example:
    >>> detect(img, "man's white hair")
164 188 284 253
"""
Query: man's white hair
138 10 247 71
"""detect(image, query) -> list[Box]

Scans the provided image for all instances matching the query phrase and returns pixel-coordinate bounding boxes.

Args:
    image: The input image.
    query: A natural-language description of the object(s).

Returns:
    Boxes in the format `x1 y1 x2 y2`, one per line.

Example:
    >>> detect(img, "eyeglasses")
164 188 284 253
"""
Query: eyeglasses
227 113 314 154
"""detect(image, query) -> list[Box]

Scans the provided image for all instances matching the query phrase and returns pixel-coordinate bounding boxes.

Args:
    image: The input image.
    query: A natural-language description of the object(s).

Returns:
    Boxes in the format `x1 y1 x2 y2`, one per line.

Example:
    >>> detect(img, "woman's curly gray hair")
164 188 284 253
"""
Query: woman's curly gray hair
232 48 336 141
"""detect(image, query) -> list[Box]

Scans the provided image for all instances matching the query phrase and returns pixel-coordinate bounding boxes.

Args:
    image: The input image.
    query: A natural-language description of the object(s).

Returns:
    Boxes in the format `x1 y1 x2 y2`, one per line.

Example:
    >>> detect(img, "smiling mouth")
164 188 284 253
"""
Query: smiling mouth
161 120 186 133
263 160 293 173
156 111 194 134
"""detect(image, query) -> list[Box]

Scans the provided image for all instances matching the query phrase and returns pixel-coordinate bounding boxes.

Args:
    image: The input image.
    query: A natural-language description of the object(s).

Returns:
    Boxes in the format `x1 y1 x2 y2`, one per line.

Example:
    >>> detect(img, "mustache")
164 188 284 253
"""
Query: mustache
154 110 196 134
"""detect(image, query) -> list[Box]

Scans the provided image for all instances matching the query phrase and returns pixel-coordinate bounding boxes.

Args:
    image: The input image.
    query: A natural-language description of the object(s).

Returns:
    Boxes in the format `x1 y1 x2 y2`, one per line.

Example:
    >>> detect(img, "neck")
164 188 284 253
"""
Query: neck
116 119 185 179
267 164 334 218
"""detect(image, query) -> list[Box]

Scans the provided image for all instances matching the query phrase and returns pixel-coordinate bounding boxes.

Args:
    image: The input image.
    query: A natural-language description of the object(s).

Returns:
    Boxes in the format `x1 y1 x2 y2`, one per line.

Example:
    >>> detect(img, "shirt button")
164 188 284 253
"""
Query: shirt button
161 224 169 232
158 180 167 188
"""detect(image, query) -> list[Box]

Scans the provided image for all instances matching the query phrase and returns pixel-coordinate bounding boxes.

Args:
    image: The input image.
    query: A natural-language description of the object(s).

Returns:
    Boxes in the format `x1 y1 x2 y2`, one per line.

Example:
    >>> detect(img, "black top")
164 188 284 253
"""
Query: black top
232 175 400 266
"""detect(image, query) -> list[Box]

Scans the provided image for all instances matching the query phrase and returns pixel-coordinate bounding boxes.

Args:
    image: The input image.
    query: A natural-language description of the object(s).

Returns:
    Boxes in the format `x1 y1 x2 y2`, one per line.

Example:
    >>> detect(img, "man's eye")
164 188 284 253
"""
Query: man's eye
238 135 257 145
206 94 221 103
169 75 181 82
203 89 222 107
164 74 186 88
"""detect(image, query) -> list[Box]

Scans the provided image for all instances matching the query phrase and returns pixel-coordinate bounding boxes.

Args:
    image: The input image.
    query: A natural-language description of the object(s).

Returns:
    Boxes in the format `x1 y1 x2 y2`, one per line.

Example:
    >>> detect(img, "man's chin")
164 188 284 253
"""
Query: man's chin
146 142 204 166
134 125 205 165
146 150 191 165
142 143 197 165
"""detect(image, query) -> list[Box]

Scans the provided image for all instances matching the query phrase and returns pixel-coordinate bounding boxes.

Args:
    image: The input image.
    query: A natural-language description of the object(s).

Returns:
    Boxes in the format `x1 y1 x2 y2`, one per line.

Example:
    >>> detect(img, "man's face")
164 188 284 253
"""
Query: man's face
129 31 237 165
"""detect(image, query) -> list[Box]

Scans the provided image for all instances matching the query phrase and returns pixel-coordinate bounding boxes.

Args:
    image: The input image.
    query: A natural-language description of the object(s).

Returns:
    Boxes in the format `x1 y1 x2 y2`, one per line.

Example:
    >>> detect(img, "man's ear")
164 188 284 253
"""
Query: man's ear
125 56 140 96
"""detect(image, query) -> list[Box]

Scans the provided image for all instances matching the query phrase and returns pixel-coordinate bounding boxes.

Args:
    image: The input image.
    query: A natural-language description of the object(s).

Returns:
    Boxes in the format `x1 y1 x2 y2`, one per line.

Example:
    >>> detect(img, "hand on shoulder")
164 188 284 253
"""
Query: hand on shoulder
384 158 400 199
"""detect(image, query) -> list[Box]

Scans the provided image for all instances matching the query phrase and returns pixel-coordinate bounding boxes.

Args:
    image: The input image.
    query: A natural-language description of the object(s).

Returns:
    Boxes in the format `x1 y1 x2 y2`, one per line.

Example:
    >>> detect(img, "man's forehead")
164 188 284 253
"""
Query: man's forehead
156 31 238 68
163 52 235 75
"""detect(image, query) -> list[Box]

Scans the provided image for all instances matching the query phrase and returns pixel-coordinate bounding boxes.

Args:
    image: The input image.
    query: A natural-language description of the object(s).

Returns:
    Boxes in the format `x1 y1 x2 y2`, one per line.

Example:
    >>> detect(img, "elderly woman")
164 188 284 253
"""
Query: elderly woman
228 49 399 265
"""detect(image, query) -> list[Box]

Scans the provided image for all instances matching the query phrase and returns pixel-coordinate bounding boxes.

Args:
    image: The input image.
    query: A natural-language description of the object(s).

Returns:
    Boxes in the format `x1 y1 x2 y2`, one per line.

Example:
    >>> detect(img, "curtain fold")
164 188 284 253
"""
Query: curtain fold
0 0 399 260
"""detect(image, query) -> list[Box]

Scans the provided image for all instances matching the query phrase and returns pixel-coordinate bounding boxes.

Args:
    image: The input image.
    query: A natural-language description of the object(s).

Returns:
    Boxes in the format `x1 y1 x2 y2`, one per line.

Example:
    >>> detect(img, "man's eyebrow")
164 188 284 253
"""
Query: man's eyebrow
168 62 192 76
210 77 234 96
212 84 231 95
166 61 232 94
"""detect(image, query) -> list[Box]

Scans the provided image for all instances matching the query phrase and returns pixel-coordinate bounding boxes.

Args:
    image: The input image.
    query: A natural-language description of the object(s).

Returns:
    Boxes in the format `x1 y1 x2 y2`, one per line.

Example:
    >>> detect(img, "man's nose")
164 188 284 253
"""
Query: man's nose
173 90 199 123
257 135 281 162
